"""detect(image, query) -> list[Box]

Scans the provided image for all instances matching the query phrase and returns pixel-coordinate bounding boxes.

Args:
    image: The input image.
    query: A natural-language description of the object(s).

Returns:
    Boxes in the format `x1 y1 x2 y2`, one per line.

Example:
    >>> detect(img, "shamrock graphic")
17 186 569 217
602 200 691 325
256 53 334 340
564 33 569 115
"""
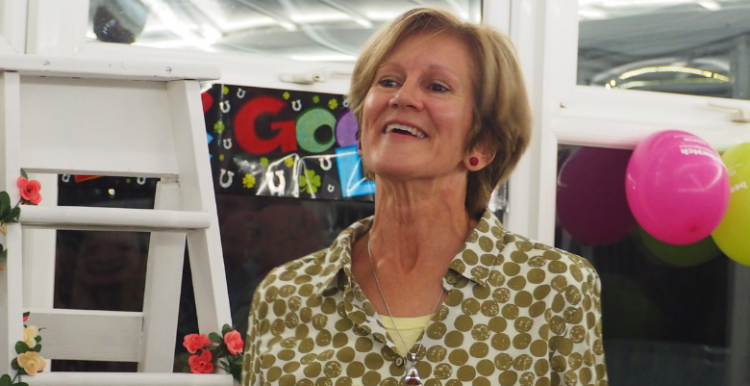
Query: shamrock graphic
299 169 321 194
214 121 225 134
242 174 256 189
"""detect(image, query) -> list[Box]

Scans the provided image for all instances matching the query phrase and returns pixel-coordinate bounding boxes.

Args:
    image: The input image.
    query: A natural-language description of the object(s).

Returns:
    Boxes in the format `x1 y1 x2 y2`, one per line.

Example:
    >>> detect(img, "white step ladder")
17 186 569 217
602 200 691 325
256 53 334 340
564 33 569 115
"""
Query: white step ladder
0 55 234 385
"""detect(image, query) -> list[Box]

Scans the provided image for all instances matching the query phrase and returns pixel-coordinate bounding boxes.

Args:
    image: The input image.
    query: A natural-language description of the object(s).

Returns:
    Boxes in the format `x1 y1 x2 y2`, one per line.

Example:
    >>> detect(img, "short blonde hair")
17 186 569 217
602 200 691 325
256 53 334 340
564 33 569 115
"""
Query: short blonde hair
348 7 532 219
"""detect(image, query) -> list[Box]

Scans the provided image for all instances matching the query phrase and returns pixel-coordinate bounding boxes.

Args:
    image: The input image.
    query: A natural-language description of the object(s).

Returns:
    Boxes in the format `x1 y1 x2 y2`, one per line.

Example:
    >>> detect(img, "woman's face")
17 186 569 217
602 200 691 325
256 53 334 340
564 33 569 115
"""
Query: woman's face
360 32 475 181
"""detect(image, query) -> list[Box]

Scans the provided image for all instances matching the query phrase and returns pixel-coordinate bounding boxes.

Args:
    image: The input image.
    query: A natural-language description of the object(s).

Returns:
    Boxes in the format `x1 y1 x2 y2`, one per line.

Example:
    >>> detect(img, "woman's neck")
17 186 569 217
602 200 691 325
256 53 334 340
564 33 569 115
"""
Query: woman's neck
368 175 477 273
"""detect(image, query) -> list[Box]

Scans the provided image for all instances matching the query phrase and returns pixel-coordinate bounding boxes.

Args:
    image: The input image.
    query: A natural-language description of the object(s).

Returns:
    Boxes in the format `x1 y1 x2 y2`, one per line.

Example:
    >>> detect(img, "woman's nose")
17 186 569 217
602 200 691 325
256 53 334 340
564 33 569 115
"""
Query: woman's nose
390 79 423 110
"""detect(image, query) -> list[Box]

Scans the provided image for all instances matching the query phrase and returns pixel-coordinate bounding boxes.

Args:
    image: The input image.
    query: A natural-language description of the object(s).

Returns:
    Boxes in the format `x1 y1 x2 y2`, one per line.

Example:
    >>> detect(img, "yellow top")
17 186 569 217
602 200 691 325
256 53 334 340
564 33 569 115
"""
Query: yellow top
380 314 433 357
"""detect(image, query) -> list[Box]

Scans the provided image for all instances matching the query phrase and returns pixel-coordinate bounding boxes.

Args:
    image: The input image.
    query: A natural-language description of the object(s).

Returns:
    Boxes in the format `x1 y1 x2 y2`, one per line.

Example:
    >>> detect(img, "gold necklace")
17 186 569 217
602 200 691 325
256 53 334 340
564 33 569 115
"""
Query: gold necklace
366 238 444 386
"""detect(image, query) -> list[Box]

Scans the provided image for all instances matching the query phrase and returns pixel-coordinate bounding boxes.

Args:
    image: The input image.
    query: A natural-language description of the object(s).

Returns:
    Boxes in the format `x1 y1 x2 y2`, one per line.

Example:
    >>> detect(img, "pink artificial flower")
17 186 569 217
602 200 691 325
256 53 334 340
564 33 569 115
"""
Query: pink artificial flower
17 177 42 205
188 350 214 374
223 330 244 355
183 333 212 354
23 326 39 348
17 351 46 376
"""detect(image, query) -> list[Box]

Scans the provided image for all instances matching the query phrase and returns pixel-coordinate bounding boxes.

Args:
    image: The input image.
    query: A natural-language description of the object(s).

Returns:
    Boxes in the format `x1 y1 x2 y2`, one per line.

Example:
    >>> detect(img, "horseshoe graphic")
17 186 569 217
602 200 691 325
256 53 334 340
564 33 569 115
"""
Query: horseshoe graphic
327 184 335 193
291 99 302 112
266 170 286 195
236 88 246 98
319 156 332 171
342 97 350 108
223 138 233 150
219 169 235 188
220 100 231 113
137 177 147 185
61 174 70 183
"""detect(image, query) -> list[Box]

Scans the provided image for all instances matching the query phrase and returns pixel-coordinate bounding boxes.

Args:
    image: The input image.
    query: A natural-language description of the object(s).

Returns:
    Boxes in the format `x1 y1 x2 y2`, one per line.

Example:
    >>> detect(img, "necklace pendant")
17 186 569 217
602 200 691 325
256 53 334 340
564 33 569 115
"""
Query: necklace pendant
404 353 422 386
404 364 422 386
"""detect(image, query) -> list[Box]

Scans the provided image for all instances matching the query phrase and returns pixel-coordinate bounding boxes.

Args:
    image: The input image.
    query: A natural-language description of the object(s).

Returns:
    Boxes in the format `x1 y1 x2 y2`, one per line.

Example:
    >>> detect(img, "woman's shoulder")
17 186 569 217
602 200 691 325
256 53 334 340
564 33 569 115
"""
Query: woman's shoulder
254 248 332 293
497 229 602 290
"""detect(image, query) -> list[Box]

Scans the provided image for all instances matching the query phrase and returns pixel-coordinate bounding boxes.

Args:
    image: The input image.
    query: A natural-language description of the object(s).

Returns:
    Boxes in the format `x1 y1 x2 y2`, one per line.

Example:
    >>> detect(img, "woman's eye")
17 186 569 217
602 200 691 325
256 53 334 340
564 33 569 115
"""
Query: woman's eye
379 79 398 87
430 83 449 92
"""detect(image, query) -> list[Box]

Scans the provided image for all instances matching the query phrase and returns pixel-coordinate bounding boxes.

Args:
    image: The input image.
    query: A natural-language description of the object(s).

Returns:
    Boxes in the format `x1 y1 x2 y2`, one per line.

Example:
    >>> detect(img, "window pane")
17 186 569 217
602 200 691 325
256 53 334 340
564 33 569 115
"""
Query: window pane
88 0 482 60
578 1 750 99
555 145 731 386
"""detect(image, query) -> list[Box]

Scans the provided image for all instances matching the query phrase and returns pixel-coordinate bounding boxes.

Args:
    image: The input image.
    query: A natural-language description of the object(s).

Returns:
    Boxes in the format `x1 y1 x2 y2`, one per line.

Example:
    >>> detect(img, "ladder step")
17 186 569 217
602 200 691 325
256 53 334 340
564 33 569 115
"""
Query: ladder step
26 309 143 362
0 54 221 81
19 206 211 232
28 373 234 386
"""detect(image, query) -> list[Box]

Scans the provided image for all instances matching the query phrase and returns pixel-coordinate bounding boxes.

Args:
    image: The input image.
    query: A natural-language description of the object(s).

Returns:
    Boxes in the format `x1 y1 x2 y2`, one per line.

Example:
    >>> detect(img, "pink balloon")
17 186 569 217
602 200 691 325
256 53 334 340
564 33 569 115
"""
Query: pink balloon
625 130 729 245
557 147 636 245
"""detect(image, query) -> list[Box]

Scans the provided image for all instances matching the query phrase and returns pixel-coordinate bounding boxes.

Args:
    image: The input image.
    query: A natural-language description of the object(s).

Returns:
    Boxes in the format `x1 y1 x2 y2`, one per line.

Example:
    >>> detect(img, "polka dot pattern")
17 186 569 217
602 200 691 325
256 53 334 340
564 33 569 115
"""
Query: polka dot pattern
242 209 607 386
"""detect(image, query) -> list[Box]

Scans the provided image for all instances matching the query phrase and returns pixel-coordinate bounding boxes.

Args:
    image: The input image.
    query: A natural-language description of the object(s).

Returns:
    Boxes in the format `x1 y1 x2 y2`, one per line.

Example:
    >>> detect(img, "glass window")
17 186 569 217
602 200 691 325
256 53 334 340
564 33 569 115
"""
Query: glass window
555 144 731 386
87 0 482 61
578 0 750 99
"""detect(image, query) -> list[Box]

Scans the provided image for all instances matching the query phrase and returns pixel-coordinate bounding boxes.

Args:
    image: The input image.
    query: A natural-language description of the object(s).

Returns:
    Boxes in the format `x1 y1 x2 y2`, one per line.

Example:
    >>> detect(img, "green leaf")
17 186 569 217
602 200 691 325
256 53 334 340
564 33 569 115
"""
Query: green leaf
8 207 20 223
34 335 41 343
181 366 190 373
208 332 223 344
16 382 29 386
213 345 227 358
20 169 28 179
221 324 232 336
229 361 242 381
179 352 190 364
0 191 10 220
0 374 12 386
15 341 29 354
10 358 19 370
31 344 41 352
1 248 7 259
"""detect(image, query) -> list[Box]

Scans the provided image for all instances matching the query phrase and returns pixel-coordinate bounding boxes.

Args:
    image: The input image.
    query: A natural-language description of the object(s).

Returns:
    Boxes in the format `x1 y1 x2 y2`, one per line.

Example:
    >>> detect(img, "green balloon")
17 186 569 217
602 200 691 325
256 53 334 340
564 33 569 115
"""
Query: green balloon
600 275 663 340
638 227 720 267
712 142 750 266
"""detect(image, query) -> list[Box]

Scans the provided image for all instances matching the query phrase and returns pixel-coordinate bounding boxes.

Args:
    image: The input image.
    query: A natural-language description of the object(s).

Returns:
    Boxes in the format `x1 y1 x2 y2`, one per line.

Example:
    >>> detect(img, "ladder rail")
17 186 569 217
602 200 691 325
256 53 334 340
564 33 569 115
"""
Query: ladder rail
28 373 235 386
19 206 211 232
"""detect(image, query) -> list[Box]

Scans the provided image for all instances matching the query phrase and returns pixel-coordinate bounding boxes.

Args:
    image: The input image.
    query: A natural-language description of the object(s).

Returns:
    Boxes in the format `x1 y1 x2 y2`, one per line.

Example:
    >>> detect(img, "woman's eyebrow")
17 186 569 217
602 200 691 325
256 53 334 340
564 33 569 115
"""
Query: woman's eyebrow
425 63 460 79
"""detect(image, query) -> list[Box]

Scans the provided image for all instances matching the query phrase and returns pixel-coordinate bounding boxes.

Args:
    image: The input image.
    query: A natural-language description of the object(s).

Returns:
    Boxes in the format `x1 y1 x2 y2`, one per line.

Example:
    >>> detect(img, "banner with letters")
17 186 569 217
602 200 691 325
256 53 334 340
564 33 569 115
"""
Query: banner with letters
203 84 375 201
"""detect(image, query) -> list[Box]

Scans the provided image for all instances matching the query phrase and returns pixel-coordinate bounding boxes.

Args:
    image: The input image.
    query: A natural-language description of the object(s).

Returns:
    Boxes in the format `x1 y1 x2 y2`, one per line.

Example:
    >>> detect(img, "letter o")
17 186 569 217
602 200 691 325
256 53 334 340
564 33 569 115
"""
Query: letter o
296 107 337 154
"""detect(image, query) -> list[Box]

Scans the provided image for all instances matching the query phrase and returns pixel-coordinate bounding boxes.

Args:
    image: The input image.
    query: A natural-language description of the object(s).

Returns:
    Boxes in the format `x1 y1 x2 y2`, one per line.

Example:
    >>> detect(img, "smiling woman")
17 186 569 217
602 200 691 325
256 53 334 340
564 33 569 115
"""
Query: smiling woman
242 7 607 386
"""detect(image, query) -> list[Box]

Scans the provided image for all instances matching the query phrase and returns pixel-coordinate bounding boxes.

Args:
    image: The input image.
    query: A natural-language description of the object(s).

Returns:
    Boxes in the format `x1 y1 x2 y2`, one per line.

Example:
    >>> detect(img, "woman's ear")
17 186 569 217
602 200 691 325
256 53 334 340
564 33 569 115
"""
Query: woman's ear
464 144 496 171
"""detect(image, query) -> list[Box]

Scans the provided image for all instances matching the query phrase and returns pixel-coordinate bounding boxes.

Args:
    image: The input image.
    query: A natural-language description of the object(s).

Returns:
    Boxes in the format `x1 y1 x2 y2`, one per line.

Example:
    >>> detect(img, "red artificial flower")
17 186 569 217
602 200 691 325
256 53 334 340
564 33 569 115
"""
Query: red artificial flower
17 177 42 204
188 350 214 374
183 333 212 354
223 330 244 355
23 314 28 323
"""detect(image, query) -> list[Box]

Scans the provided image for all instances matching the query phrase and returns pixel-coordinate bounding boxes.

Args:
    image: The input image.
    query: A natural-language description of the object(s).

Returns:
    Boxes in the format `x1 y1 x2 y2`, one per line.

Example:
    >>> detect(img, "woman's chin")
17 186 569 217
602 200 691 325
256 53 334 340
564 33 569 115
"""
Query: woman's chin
368 162 433 182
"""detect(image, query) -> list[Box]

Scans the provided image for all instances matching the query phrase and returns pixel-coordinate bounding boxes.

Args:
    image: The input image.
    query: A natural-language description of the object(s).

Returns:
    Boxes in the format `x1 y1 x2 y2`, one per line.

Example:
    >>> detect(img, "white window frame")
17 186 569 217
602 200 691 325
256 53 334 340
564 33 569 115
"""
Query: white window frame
508 3 750 386
506 0 750 243
0 0 27 54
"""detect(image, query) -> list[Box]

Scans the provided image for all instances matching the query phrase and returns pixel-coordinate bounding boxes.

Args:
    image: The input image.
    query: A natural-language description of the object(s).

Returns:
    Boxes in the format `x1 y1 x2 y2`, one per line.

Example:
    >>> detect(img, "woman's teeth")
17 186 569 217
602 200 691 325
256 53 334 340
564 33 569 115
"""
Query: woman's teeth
384 123 427 138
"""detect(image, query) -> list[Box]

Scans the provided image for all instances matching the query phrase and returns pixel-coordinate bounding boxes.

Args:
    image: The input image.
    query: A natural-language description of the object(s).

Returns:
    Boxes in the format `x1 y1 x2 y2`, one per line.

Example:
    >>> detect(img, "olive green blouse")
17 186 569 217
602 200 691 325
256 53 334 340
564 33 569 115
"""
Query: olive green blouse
242 209 608 386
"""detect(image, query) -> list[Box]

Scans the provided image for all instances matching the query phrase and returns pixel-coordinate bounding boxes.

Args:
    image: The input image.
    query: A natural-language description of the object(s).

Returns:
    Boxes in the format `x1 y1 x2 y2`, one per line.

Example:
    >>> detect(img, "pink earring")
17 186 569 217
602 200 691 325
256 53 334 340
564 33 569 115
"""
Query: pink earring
470 157 479 166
